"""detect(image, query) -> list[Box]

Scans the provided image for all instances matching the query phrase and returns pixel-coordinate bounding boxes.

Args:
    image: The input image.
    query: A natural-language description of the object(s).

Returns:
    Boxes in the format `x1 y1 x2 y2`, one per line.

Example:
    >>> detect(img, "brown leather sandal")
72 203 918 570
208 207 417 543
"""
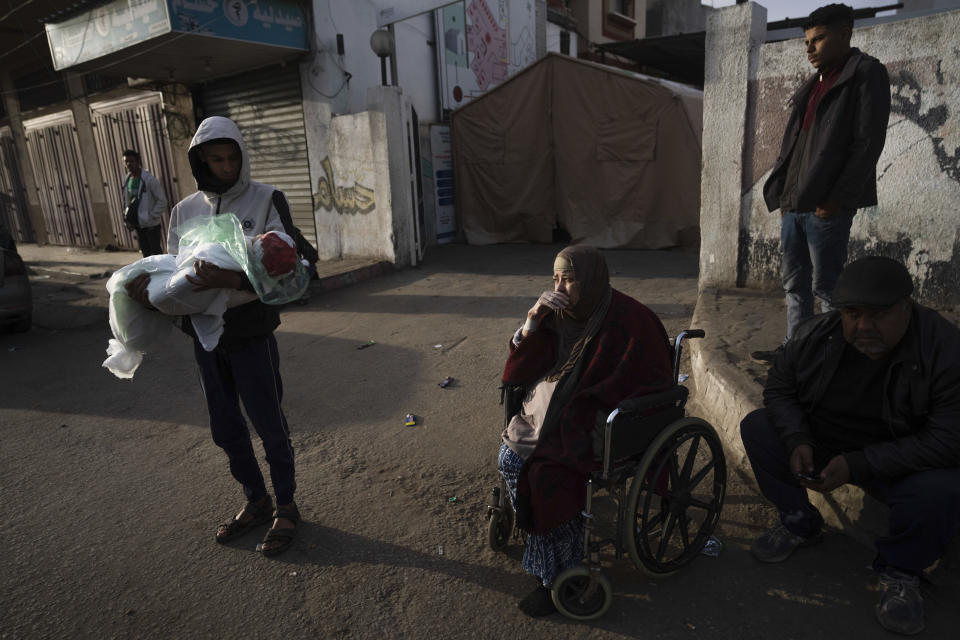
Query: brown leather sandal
215 498 274 544
258 504 300 557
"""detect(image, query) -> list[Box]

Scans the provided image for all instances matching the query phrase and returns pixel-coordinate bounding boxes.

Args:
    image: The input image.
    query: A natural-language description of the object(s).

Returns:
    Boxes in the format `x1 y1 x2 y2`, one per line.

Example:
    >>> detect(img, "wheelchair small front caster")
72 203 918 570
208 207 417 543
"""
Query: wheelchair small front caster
487 486 515 552
551 566 613 620
487 507 514 551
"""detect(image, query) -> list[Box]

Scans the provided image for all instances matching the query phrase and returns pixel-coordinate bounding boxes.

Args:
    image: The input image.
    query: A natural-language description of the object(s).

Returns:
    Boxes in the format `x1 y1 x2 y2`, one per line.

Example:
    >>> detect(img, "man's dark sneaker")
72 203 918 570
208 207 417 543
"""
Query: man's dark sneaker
750 345 784 365
750 523 823 563
876 569 924 635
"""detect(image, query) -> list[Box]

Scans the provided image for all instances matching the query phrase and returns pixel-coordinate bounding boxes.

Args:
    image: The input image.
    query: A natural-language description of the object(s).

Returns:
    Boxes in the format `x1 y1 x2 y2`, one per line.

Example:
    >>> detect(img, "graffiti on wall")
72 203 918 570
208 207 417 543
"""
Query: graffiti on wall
313 156 376 215
750 59 960 189
886 64 960 185
740 54 960 306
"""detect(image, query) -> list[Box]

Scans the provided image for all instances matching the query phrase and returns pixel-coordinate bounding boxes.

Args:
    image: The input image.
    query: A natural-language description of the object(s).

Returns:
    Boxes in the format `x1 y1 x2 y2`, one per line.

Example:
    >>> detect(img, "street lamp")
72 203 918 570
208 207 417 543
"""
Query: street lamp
370 28 395 86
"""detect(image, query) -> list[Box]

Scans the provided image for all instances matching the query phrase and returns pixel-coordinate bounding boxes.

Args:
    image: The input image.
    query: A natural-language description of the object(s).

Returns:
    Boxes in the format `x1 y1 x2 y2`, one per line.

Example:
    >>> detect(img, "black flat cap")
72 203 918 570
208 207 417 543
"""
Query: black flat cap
832 256 914 308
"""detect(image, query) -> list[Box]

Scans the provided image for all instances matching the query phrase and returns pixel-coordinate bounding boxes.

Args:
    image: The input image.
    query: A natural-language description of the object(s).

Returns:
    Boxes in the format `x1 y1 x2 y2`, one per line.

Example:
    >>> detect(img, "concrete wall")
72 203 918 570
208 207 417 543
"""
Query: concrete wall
369 86 419 266
646 0 710 37
570 0 646 45
546 20 579 56
701 2 960 312
302 0 439 122
699 2 766 293
323 109 394 262
303 85 418 266
159 84 196 207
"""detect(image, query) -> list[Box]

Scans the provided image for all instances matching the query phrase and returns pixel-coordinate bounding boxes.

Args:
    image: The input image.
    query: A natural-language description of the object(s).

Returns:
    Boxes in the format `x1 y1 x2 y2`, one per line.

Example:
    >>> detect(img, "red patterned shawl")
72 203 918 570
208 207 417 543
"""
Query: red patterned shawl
502 289 673 534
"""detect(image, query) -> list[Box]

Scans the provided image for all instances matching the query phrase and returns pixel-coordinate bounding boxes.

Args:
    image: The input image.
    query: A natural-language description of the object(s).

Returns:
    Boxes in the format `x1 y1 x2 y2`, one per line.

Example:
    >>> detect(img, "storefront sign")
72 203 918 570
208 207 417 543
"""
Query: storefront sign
47 0 306 71
47 0 171 70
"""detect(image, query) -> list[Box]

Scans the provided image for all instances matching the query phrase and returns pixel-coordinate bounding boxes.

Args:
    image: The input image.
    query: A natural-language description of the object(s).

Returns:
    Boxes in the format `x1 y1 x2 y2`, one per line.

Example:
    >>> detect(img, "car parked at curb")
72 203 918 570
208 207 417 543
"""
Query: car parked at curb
0 228 32 333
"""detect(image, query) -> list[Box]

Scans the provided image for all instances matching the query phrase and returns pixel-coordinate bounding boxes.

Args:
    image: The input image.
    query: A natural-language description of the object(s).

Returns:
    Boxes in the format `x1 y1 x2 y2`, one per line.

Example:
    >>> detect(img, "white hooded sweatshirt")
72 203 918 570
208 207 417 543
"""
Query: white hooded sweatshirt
166 116 286 309
167 117 285 254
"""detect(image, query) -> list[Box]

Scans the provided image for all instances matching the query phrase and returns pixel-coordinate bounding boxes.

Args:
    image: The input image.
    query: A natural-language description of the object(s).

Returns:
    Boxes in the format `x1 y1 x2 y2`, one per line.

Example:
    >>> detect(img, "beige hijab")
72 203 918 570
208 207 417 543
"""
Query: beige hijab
546 245 612 382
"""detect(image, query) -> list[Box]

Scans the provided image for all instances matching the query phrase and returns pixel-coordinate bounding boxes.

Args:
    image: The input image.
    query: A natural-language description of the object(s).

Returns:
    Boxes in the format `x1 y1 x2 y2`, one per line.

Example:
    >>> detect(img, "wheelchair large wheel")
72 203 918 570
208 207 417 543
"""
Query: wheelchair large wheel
624 417 726 578
551 566 614 621
487 505 515 552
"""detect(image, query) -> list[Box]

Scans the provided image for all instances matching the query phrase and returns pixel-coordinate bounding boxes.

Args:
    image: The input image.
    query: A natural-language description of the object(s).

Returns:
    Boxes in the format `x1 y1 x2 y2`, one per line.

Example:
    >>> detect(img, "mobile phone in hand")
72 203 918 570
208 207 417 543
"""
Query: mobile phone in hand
795 471 821 483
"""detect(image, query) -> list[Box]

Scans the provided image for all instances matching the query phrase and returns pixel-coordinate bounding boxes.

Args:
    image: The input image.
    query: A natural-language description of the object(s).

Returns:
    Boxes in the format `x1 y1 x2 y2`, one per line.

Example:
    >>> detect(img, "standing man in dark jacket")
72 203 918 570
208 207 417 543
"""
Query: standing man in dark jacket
740 256 960 635
752 4 891 364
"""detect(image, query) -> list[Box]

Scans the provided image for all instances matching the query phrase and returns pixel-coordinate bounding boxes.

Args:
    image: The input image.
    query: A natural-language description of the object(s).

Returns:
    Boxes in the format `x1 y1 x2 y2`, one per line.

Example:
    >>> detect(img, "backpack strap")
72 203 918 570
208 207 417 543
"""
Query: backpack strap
271 190 319 264
272 189 296 236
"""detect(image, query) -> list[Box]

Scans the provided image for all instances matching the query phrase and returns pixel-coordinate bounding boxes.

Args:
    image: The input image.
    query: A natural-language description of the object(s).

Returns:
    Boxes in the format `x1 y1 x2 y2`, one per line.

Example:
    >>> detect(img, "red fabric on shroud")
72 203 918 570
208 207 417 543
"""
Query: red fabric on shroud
503 288 674 535
258 232 297 276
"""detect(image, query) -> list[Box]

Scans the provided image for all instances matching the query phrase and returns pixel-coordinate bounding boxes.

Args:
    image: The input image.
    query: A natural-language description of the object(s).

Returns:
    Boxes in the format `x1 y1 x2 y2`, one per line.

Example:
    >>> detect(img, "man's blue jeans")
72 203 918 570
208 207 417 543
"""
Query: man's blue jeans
780 211 854 340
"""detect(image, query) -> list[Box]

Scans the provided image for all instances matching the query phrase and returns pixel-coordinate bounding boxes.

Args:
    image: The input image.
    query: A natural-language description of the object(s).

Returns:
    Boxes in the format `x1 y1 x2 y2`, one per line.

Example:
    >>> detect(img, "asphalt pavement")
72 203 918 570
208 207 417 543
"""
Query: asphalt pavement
1 242 957 639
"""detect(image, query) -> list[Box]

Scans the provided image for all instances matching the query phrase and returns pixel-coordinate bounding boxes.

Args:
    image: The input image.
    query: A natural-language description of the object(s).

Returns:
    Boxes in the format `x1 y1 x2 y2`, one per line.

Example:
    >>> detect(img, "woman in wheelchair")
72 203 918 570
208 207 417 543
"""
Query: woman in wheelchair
498 245 674 617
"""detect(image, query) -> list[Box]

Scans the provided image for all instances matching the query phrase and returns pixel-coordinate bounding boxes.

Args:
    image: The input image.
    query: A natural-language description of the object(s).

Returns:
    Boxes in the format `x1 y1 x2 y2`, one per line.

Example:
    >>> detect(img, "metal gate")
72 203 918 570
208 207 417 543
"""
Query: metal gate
22 111 96 246
89 93 179 251
201 65 316 246
0 126 34 242
202 64 317 246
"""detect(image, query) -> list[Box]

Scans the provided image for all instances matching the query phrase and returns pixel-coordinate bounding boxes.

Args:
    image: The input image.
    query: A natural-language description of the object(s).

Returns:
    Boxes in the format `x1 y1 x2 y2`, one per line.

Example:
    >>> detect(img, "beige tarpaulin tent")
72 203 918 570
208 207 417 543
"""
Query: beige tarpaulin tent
451 53 702 249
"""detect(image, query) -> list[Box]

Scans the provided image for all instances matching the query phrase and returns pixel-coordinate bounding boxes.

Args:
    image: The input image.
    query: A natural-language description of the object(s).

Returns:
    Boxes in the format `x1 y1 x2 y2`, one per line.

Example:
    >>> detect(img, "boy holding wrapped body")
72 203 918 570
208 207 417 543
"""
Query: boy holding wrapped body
126 116 299 556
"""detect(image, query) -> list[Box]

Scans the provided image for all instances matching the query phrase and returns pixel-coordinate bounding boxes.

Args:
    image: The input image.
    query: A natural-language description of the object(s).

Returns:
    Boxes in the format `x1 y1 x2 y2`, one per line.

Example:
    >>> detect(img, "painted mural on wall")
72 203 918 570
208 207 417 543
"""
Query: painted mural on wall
884 61 960 187
739 34 960 308
864 58 960 307
312 156 376 216
508 0 537 76
467 0 509 90
435 0 537 113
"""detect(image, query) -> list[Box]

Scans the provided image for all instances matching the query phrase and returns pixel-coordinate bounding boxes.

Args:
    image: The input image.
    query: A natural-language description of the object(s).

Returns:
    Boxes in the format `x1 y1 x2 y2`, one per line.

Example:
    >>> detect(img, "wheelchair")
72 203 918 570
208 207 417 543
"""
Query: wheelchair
487 329 727 620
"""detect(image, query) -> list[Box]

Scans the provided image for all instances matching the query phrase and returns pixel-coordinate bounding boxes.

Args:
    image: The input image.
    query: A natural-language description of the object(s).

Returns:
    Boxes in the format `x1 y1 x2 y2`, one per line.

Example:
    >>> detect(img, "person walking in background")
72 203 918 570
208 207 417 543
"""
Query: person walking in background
751 3 890 364
121 149 168 258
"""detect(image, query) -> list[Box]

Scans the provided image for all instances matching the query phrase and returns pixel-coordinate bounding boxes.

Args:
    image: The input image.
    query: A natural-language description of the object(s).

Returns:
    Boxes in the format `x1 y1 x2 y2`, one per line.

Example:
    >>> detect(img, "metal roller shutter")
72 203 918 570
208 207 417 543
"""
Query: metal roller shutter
0 126 34 242
23 111 97 247
201 65 316 247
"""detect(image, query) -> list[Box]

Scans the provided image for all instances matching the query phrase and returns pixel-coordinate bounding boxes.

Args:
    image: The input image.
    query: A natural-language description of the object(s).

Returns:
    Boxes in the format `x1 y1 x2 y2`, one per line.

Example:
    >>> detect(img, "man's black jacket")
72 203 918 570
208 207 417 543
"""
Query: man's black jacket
763 48 891 213
763 303 960 483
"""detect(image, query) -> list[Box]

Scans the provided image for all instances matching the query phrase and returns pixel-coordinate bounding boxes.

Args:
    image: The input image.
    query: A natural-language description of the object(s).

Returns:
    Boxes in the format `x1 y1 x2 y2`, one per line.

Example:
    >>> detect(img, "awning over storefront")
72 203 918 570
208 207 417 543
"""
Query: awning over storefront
45 0 308 83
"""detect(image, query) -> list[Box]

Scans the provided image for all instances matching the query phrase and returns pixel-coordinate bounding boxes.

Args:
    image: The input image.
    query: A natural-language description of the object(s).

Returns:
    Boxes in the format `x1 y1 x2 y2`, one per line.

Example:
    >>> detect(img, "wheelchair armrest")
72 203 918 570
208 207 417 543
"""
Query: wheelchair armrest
614 386 688 416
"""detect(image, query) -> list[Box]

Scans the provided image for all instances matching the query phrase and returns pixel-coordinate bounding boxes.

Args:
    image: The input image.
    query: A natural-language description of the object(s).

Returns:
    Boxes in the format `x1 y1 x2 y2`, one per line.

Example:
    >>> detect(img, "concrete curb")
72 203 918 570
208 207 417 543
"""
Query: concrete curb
688 288 763 481
19 240 394 297
313 261 393 294
28 265 116 280
690 288 887 550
